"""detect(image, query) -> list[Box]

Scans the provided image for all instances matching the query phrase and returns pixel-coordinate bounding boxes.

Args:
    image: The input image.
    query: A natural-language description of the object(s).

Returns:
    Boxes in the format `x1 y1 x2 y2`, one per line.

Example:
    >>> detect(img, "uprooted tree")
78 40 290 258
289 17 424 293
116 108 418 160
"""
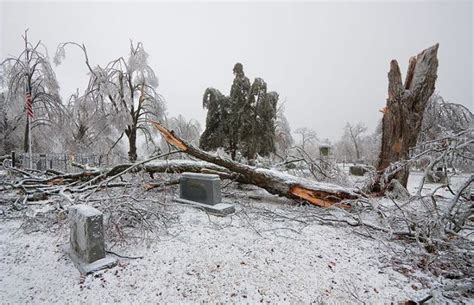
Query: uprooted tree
373 44 439 191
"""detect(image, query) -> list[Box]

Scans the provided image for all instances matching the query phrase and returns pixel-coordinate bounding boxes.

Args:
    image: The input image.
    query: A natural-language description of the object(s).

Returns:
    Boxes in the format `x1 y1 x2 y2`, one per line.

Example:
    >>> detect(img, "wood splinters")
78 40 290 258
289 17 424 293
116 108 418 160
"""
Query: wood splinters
150 120 188 151
289 185 351 209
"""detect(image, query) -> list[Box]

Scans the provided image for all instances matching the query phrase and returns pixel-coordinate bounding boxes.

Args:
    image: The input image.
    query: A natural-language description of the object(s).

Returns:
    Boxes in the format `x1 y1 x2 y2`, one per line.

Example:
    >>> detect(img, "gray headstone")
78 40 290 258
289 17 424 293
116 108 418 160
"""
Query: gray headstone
65 204 116 274
69 205 106 263
426 170 447 184
349 165 369 176
36 160 44 171
180 172 222 205
176 172 234 216
175 198 236 216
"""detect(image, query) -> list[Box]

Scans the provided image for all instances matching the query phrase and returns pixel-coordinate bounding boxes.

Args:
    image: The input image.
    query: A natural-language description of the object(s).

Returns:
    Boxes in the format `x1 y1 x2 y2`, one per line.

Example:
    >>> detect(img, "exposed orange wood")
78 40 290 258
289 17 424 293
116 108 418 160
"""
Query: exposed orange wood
289 185 335 208
150 121 188 151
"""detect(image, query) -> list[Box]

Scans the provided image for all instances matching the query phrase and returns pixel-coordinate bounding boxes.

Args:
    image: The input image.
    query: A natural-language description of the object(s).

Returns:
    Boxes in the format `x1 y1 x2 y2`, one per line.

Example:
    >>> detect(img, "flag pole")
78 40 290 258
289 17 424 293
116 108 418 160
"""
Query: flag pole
24 29 33 169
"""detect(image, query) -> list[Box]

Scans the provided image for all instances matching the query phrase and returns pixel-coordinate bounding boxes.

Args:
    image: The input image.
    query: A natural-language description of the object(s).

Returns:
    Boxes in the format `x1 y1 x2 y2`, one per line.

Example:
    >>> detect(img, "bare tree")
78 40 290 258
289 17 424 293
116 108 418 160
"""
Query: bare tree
55 41 166 162
274 103 294 158
294 127 318 151
164 114 201 147
419 93 473 143
344 122 367 161
0 89 20 153
1 30 64 153
63 89 115 155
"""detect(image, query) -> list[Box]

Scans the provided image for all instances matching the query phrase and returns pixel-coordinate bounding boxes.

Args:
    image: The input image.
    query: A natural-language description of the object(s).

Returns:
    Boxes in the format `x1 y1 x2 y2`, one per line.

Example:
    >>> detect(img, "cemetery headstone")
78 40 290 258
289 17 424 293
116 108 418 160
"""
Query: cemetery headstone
349 165 369 176
65 204 116 274
175 172 235 216
426 169 447 184
180 172 222 205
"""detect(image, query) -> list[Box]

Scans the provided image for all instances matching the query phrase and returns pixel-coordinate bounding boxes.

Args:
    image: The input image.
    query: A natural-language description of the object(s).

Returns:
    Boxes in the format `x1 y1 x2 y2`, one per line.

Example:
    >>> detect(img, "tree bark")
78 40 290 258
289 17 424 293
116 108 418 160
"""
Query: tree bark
126 125 138 163
151 121 360 208
374 44 439 190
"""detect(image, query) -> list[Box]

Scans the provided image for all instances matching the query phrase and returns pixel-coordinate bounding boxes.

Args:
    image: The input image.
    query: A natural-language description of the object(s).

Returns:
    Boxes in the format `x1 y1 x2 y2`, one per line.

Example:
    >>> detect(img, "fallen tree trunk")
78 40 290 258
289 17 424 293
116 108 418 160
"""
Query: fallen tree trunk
151 121 361 207
145 159 230 176
4 149 359 206
374 44 439 191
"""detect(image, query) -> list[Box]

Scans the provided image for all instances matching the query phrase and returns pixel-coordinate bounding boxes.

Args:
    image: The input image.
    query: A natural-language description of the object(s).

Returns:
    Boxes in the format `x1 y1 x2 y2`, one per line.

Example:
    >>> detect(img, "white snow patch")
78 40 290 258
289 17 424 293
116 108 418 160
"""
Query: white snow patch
0 194 430 303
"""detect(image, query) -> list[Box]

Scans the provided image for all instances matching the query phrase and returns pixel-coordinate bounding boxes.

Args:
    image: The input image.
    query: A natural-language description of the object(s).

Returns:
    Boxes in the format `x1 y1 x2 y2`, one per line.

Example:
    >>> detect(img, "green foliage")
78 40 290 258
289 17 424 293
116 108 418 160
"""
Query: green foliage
200 63 278 160
200 88 232 152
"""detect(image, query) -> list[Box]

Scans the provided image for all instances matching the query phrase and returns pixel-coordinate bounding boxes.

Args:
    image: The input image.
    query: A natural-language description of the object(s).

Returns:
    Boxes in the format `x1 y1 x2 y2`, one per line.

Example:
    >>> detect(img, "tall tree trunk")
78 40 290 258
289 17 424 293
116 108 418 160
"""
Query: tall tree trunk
229 139 237 161
354 141 360 161
126 126 137 162
374 44 439 191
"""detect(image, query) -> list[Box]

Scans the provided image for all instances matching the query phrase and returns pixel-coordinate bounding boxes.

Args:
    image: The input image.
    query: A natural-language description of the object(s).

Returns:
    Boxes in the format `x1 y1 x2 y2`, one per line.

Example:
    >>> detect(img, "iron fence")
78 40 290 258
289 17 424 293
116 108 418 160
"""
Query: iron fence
10 152 105 172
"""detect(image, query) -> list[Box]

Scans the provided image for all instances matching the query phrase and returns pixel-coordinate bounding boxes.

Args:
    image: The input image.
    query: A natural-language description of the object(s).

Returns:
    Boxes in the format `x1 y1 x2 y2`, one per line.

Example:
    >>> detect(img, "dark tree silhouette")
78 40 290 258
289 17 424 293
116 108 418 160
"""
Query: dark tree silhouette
200 63 278 161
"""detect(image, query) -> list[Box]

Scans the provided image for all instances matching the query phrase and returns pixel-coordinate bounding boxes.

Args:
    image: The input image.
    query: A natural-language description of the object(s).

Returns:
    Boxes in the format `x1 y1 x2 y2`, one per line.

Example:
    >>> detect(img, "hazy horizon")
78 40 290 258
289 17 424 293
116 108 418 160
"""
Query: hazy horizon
1 1 472 142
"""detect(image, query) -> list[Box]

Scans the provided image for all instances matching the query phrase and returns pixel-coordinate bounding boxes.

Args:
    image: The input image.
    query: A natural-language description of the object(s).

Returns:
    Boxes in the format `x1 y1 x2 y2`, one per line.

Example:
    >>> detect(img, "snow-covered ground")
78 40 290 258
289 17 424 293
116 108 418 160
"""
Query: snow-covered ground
0 172 470 303
407 171 470 197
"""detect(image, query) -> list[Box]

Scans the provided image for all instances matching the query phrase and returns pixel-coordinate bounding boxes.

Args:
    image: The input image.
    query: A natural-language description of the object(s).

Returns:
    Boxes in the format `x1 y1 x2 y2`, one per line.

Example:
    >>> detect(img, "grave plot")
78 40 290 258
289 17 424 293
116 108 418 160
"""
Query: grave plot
65 204 117 274
174 172 235 216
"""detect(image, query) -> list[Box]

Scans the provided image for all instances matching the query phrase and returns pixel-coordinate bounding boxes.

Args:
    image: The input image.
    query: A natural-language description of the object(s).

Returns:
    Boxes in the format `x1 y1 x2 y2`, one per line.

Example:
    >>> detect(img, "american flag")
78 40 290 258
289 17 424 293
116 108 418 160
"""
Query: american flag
25 92 33 118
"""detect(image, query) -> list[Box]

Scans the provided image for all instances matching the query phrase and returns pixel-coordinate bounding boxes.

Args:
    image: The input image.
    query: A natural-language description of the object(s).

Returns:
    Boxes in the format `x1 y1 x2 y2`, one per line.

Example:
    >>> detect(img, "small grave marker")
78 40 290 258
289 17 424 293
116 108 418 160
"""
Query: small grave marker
426 169 447 184
180 172 222 205
349 165 369 176
175 172 235 216
65 204 116 274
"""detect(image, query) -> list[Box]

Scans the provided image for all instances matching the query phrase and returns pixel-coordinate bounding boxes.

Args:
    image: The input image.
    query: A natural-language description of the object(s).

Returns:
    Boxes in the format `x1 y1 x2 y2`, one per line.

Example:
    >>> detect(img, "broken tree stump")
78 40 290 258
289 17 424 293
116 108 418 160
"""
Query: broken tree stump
374 44 439 191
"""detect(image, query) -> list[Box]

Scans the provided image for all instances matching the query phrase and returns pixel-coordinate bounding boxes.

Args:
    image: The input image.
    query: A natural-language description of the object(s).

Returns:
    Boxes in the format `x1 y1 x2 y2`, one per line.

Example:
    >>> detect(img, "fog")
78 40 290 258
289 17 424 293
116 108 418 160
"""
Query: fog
1 1 472 141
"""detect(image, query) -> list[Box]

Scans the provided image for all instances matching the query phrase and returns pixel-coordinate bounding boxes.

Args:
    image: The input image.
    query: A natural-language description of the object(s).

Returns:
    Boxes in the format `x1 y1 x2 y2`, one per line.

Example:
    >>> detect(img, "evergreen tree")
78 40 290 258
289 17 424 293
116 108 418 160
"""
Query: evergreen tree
257 91 278 156
229 63 251 159
200 63 279 161
200 88 231 151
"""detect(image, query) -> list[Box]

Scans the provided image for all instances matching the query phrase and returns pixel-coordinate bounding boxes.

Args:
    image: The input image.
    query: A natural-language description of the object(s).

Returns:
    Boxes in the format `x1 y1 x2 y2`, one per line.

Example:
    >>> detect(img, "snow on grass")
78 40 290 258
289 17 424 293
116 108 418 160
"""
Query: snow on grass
406 171 470 197
0 185 433 303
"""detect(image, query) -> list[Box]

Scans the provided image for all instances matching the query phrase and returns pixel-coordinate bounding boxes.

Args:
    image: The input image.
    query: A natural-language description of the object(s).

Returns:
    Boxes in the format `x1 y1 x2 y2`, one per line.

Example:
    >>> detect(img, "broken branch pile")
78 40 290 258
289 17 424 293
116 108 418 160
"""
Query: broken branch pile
2 123 361 208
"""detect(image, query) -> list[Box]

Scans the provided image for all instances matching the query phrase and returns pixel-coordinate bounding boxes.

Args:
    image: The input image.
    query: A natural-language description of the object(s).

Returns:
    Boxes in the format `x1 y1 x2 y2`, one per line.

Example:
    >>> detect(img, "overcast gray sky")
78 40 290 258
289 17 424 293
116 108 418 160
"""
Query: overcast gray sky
1 1 472 141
